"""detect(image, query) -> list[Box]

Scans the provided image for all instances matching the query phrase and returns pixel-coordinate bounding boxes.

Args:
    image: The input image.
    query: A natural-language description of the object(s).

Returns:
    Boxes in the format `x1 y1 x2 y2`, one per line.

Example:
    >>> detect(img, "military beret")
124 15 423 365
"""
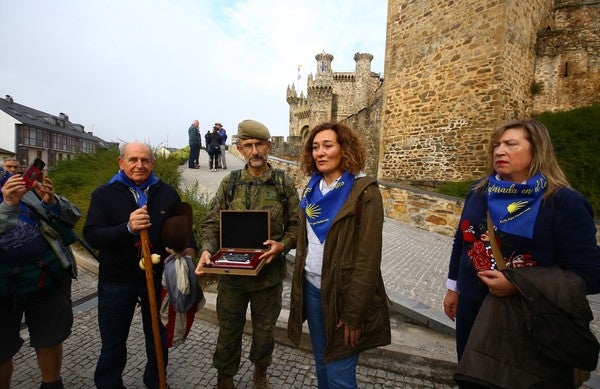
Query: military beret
237 119 270 140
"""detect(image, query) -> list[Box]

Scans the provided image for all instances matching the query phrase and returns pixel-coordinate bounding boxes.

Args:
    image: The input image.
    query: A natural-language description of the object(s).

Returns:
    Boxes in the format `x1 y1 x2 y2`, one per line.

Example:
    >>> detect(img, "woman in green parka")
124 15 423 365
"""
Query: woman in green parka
287 122 391 388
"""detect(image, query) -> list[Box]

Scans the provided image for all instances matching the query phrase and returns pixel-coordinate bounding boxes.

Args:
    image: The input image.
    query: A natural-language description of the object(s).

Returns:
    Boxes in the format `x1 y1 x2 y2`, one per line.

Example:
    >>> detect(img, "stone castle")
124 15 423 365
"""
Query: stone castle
285 52 384 176
282 0 599 185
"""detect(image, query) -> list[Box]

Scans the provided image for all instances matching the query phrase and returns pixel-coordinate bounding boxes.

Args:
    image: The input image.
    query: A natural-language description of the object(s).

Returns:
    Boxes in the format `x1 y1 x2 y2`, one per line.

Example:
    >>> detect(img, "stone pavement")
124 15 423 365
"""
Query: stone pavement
10 150 600 388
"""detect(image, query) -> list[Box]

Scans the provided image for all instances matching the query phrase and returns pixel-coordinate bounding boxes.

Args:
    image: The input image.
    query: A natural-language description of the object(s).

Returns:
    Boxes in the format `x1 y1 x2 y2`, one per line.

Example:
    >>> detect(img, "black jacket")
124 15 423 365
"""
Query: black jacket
83 179 192 284
455 266 599 388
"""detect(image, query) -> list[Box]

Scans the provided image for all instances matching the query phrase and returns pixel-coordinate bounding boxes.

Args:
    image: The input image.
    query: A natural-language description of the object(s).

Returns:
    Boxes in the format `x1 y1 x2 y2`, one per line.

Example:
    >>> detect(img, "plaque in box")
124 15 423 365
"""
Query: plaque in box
202 210 270 276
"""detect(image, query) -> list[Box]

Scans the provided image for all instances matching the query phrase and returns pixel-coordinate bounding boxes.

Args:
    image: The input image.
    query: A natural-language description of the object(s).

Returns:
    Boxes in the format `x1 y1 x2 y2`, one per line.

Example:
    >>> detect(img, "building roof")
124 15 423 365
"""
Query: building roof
0 95 108 147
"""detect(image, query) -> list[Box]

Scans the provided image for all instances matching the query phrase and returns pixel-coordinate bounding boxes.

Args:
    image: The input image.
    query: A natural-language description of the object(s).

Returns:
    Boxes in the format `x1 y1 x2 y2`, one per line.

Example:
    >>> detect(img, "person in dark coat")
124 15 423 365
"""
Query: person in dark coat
84 142 197 389
443 119 600 387
188 120 201 168
207 125 222 172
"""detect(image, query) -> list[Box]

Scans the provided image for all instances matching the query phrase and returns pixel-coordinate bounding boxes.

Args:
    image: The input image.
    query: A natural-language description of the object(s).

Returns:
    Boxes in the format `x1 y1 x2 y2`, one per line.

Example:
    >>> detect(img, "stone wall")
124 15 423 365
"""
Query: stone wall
533 1 600 113
380 0 554 184
266 155 462 236
338 91 383 178
233 152 600 242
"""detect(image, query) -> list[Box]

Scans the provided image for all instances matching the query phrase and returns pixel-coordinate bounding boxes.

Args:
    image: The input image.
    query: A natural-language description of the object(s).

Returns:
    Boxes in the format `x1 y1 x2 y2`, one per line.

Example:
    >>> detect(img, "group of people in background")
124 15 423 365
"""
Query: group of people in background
1 116 599 389
188 120 227 172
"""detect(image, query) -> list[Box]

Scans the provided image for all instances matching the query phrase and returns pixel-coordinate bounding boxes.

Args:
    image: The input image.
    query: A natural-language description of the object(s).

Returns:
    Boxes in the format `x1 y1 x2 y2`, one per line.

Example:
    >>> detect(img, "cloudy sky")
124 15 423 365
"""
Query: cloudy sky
0 0 387 148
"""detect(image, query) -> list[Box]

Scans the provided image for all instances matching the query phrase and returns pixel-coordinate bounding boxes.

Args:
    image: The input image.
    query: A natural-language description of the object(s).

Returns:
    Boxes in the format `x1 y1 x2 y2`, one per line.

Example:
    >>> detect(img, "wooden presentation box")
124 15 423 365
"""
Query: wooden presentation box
201 250 267 276
201 209 270 276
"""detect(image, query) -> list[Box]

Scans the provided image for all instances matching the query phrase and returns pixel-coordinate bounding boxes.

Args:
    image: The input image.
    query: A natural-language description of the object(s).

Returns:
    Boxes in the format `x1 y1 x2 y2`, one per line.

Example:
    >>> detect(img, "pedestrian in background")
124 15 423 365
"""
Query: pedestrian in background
0 166 81 389
216 122 228 170
84 142 197 389
443 119 600 388
188 120 201 169
195 119 300 389
207 125 222 172
287 122 391 389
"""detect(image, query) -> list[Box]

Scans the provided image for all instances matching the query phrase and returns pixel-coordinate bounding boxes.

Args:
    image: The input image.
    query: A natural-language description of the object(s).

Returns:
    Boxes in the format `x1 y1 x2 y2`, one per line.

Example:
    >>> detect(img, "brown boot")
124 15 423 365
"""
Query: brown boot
253 365 270 389
217 372 235 389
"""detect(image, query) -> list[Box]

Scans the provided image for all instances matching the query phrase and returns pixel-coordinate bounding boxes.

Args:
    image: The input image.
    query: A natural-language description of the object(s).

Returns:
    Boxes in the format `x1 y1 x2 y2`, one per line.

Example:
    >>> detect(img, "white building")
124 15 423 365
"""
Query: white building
0 95 108 170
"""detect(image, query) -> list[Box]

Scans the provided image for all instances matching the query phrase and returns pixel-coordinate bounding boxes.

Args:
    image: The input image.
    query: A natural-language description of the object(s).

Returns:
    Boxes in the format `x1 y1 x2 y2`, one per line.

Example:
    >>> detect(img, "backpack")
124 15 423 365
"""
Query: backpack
226 168 289 222
0 249 65 306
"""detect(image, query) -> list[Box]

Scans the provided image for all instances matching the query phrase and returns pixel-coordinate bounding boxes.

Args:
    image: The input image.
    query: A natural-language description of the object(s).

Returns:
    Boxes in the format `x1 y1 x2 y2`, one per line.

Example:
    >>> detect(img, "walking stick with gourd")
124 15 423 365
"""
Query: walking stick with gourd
140 228 167 389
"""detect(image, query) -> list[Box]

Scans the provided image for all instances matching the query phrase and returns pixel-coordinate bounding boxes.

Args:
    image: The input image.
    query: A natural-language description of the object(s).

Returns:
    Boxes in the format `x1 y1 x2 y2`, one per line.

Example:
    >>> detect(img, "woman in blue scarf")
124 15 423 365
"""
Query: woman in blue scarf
288 122 391 389
444 119 600 387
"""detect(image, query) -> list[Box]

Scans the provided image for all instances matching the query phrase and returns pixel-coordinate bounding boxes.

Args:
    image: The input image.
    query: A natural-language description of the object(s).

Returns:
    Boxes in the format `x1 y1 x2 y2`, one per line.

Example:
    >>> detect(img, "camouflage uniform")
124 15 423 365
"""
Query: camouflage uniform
200 165 299 376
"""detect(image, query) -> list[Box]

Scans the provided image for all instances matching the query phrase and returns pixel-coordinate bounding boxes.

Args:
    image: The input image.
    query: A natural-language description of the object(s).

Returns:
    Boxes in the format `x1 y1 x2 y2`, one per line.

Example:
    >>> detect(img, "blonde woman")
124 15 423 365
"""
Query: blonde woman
444 119 600 387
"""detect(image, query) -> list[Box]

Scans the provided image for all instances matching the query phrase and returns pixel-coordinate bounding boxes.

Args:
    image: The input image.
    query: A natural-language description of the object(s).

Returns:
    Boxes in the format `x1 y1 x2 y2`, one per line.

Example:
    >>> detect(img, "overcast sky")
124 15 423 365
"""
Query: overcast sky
0 0 387 148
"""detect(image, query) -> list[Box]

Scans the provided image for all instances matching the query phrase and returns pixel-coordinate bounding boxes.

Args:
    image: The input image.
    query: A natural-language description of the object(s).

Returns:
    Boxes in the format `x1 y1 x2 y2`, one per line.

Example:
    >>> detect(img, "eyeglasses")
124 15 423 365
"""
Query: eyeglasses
239 141 269 151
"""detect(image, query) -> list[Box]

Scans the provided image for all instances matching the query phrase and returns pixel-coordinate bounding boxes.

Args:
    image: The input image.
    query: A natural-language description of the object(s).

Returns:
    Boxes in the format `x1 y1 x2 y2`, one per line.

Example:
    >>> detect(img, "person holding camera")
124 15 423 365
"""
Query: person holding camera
0 165 81 389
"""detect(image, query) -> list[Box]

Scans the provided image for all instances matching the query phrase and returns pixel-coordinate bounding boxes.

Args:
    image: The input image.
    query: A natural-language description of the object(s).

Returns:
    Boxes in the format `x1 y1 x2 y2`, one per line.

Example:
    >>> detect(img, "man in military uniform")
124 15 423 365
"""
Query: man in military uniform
195 119 299 389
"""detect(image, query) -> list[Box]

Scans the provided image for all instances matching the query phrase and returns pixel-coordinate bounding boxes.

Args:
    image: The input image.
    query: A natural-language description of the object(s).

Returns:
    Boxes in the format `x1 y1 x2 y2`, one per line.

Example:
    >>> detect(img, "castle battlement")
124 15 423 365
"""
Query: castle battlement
287 51 383 143
282 1 598 186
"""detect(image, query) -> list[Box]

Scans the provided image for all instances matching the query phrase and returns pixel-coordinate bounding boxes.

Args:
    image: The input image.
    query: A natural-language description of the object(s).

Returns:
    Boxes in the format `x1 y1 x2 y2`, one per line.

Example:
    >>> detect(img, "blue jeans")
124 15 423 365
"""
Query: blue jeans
304 280 358 389
94 279 168 389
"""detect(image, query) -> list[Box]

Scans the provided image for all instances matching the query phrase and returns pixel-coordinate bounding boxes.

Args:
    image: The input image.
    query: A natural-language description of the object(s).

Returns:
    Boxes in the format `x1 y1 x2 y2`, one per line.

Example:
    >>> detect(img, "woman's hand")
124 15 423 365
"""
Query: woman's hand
443 290 458 321
477 270 518 297
336 320 362 348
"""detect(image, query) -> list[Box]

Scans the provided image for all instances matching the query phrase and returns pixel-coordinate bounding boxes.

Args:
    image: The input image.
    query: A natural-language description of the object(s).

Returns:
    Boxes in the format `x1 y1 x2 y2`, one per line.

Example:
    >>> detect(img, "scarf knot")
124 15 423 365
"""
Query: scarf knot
300 171 354 243
109 170 159 207
487 173 547 238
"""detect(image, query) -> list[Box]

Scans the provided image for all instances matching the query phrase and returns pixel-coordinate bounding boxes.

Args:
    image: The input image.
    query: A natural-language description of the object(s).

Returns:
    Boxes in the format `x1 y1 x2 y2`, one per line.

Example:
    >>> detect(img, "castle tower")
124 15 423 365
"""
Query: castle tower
314 52 334 81
287 51 382 155
353 52 373 111
380 0 554 184
306 53 335 134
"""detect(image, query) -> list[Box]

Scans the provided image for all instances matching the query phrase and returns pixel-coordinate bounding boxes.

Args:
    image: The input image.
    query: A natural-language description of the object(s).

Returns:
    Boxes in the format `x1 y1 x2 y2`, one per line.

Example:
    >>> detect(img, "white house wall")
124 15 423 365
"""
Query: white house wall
0 111 19 153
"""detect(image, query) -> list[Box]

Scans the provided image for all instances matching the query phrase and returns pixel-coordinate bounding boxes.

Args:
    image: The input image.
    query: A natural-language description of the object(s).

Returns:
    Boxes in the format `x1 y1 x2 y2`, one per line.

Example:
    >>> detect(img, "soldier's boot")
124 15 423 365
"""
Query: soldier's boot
253 365 270 389
40 377 64 389
216 372 235 389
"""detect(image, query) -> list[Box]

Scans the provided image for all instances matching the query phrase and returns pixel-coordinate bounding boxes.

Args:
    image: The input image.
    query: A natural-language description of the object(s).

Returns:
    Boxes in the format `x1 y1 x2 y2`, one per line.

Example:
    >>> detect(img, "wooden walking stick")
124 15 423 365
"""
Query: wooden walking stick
140 228 167 389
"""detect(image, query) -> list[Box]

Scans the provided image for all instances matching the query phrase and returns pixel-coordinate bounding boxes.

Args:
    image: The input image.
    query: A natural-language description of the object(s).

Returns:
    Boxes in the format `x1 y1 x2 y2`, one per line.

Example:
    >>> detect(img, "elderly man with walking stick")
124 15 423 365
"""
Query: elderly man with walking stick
84 142 196 389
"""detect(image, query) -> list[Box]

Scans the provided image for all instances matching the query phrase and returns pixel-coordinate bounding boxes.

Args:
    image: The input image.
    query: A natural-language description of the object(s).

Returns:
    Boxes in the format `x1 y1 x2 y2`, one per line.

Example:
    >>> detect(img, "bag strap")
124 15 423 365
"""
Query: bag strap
26 199 98 260
486 211 506 270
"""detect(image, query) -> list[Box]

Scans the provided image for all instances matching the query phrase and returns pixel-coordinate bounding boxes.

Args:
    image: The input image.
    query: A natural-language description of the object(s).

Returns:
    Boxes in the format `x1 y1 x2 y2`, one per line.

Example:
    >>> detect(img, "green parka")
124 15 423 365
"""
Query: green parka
287 176 391 362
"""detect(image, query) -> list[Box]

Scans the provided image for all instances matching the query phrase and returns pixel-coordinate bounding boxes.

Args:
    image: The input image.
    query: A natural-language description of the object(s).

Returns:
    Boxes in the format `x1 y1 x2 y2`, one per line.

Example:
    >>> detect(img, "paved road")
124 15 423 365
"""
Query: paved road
11 150 600 388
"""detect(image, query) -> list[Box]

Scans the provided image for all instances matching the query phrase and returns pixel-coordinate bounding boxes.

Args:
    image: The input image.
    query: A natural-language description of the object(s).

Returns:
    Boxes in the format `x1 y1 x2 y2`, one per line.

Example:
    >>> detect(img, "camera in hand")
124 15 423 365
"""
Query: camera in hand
23 158 45 189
